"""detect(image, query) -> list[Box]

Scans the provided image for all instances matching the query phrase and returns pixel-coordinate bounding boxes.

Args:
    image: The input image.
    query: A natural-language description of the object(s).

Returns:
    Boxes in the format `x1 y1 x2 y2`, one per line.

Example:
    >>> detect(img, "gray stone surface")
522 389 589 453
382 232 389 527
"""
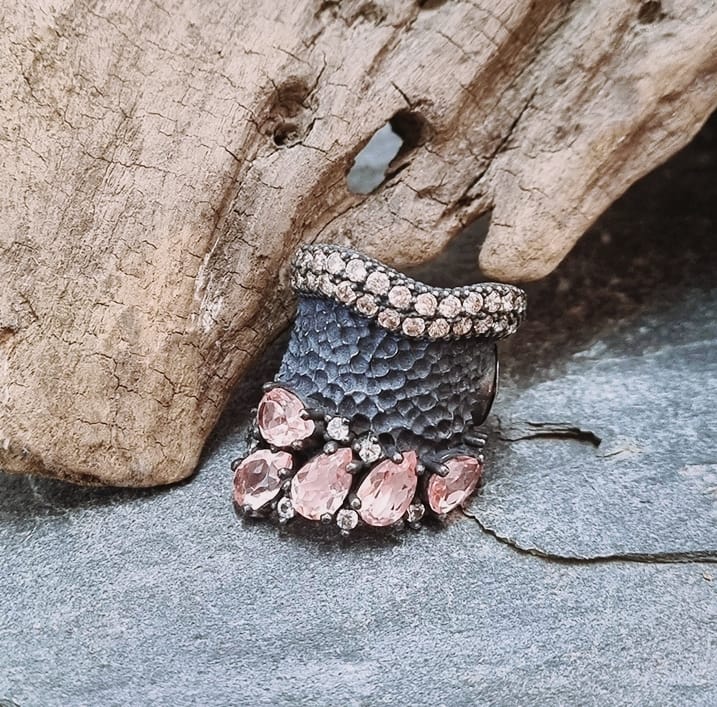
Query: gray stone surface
2 118 717 706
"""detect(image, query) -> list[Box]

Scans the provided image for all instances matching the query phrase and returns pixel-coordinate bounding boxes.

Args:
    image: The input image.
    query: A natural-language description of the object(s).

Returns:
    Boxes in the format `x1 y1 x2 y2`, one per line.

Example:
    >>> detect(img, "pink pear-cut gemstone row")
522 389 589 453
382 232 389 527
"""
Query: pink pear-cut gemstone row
427 455 483 514
257 387 315 448
237 386 485 524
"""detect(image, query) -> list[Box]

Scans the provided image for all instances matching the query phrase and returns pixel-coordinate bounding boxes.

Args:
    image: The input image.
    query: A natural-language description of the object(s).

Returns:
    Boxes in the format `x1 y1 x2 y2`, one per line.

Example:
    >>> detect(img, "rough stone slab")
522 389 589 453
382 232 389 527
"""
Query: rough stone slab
467 300 717 559
1 431 716 706
461 118 717 560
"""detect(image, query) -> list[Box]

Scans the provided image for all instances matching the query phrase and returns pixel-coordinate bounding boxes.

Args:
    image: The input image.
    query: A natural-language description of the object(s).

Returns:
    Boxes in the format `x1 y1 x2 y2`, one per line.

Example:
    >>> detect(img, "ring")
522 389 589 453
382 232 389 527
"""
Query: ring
231 244 527 534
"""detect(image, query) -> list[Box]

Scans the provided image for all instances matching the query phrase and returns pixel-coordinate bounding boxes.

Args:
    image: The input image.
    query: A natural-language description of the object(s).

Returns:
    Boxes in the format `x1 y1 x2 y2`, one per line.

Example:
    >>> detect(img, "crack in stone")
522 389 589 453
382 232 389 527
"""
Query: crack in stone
465 511 717 565
496 420 602 447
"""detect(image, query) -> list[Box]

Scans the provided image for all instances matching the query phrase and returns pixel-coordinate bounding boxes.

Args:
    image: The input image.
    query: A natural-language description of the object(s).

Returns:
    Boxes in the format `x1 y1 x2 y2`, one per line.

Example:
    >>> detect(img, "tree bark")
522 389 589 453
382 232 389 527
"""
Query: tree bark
1 0 716 485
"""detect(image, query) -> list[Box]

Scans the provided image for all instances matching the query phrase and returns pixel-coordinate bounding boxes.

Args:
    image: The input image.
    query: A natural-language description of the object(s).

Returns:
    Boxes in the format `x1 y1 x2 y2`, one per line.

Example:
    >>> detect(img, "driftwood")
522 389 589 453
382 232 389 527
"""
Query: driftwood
1 0 716 485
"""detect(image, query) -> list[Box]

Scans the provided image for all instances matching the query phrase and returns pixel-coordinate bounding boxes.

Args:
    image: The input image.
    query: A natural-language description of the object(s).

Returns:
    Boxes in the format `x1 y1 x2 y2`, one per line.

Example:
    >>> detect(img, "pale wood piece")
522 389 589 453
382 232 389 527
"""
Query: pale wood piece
1 0 715 485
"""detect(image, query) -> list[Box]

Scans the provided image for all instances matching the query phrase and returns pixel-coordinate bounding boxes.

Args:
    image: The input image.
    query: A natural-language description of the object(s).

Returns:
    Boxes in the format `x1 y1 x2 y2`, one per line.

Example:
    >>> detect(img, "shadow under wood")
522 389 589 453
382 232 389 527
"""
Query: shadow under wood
408 112 717 385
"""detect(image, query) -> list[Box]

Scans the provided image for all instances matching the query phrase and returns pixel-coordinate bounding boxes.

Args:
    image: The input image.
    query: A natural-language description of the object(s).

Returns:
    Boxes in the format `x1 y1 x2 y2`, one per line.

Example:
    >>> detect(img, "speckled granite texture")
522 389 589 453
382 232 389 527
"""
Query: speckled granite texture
1 118 716 706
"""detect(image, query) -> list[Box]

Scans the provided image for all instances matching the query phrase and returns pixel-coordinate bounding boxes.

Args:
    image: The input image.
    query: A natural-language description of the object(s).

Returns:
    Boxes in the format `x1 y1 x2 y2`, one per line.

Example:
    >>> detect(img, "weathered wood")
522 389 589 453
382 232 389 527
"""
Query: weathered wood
1 0 716 485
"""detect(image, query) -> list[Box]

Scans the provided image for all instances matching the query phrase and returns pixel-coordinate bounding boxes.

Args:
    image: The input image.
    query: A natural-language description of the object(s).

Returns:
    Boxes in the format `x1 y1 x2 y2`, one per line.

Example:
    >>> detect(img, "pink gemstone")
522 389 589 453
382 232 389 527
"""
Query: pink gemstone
257 387 315 448
291 447 354 521
427 455 483 514
233 449 293 511
356 451 418 527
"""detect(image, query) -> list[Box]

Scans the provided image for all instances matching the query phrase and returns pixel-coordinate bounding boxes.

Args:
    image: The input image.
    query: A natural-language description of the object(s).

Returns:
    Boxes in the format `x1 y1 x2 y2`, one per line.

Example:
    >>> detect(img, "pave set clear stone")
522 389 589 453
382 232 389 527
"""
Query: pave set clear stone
232 387 484 530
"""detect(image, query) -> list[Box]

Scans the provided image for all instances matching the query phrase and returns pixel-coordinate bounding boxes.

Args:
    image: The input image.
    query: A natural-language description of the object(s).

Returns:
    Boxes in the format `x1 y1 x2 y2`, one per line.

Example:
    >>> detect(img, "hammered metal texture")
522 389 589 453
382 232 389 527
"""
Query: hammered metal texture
277 296 497 454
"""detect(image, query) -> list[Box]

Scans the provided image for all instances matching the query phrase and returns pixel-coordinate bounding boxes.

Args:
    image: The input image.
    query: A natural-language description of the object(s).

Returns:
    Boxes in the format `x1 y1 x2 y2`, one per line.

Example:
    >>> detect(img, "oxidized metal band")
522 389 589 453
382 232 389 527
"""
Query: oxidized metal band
231 244 527 534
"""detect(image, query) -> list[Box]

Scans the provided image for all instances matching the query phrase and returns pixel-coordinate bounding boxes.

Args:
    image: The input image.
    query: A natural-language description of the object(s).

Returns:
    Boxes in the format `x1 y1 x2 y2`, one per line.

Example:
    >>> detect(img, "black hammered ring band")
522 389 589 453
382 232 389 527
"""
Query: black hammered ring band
230 244 527 534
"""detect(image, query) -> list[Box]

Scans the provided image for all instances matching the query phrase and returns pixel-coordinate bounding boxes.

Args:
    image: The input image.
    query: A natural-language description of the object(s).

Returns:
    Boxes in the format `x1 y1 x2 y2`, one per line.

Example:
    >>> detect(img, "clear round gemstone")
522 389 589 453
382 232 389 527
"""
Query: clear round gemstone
414 292 437 316
336 508 359 531
257 388 315 448
365 271 391 295
452 317 472 336
305 272 319 290
355 294 379 317
356 451 419 527
438 295 461 319
406 502 425 524
291 448 354 521
402 317 426 337
326 416 351 443
388 285 412 311
377 308 401 331
477 315 494 334
501 291 515 311
428 318 450 338
233 449 292 511
484 291 502 313
427 455 483 514
463 291 484 315
290 271 303 290
335 281 357 304
355 434 382 463
345 258 368 283
319 273 335 297
326 251 345 275
292 252 307 272
276 496 296 521
311 250 327 272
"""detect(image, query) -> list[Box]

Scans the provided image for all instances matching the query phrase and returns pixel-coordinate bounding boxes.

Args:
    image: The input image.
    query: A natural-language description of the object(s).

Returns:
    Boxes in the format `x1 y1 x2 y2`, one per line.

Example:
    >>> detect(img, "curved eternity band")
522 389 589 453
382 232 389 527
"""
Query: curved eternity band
292 243 527 340
231 244 527 535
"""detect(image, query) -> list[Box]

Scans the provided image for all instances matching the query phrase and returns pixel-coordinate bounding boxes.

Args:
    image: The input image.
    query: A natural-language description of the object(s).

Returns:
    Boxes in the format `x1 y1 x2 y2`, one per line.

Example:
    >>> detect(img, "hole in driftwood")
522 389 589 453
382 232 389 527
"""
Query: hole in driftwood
389 109 427 156
347 123 403 194
637 1 665 23
417 0 448 9
273 123 299 146
347 110 427 194
263 76 314 148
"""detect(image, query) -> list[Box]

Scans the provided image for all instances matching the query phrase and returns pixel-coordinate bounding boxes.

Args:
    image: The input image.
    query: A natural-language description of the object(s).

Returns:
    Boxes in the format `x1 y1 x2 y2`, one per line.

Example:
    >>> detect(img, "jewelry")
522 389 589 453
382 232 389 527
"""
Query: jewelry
231 244 527 534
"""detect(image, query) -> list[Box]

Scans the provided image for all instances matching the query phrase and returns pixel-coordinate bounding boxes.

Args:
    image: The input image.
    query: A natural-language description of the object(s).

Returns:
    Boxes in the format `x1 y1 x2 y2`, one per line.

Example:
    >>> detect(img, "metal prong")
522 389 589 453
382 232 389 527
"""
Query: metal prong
422 458 449 477
347 461 363 475
348 494 361 510
323 441 339 455
320 513 332 525
463 431 487 448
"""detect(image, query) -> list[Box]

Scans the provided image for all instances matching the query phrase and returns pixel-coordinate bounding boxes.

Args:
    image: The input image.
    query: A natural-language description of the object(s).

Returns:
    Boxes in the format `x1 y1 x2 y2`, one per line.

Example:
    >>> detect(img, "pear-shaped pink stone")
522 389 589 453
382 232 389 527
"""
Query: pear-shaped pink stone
357 451 418 527
257 387 315 448
427 455 483 514
291 447 354 521
233 449 293 511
